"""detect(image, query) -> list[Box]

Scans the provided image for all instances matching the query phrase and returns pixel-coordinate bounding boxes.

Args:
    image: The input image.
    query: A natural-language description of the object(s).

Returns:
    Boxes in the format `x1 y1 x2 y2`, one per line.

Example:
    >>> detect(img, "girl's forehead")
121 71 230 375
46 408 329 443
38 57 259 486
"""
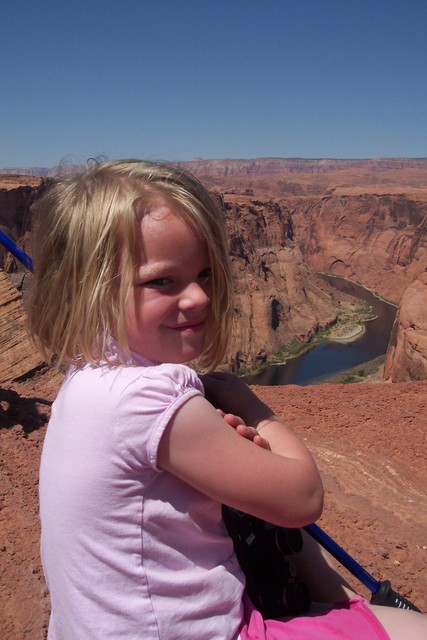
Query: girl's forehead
141 202 180 223
135 194 186 227
135 191 179 217
137 205 204 251
138 202 203 241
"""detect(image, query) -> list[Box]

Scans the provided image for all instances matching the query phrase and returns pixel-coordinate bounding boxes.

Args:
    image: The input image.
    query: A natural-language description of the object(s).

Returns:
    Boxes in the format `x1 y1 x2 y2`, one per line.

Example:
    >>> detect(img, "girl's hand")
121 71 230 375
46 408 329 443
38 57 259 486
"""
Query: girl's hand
216 409 271 450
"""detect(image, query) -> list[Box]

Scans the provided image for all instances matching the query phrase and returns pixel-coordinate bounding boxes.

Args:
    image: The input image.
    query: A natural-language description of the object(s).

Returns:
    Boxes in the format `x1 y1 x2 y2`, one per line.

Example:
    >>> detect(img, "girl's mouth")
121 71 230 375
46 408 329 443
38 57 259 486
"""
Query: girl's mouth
169 320 206 333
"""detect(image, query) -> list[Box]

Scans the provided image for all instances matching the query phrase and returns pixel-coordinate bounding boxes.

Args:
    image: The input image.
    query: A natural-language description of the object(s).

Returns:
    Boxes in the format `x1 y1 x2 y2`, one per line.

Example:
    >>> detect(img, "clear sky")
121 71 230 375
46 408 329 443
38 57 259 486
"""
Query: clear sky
1 0 426 168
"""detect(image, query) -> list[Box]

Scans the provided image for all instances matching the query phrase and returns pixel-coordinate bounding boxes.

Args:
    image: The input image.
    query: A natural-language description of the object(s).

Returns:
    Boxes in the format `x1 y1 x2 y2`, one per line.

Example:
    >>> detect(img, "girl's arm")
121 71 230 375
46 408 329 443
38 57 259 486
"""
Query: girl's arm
157 373 323 528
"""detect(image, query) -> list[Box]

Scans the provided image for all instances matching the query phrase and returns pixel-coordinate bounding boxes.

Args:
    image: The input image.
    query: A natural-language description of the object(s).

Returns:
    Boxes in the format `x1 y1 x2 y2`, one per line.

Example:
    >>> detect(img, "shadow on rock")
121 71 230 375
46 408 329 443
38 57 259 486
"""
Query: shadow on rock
0 387 52 432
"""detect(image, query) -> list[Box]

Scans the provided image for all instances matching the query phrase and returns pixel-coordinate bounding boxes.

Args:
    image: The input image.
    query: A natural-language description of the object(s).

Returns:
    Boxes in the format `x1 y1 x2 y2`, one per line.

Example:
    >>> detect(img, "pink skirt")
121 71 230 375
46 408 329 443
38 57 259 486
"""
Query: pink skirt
238 594 391 640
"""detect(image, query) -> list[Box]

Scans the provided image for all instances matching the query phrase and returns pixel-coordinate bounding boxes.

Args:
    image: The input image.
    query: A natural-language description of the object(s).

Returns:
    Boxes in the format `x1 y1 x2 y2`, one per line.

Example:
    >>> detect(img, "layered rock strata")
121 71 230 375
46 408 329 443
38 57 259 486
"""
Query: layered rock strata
222 195 342 370
0 270 43 384
179 157 427 177
287 194 427 302
384 271 427 382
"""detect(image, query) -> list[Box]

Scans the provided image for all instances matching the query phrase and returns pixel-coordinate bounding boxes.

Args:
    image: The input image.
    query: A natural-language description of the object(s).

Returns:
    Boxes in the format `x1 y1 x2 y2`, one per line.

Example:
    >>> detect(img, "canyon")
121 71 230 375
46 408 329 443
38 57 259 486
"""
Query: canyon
2 159 427 375
0 159 426 637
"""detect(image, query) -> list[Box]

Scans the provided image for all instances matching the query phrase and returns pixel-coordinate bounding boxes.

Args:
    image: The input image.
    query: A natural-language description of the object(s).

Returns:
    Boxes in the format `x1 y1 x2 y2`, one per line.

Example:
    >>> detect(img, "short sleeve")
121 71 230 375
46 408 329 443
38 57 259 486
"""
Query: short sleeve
112 363 204 472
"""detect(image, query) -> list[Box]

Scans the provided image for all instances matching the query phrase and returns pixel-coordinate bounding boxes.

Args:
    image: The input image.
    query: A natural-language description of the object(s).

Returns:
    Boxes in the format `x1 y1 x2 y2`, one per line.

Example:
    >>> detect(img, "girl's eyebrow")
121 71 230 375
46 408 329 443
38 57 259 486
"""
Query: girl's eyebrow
136 262 174 278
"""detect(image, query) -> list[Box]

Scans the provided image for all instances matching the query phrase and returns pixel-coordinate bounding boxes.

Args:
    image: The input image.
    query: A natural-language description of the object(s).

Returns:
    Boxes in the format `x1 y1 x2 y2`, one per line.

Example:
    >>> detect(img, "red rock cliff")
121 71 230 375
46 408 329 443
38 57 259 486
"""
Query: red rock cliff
0 270 43 384
287 194 427 302
222 195 342 370
383 271 427 382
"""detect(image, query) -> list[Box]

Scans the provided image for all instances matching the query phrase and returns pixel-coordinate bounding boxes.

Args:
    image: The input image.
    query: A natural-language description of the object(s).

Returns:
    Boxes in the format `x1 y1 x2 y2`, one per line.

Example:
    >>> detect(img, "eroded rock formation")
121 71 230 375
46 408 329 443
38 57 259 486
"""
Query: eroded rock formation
383 271 427 382
0 270 43 384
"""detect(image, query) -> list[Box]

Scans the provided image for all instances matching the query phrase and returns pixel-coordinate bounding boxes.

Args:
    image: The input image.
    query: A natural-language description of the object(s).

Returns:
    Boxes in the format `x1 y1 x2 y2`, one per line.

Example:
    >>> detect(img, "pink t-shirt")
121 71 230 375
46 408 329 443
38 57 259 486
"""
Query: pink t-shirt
39 348 245 639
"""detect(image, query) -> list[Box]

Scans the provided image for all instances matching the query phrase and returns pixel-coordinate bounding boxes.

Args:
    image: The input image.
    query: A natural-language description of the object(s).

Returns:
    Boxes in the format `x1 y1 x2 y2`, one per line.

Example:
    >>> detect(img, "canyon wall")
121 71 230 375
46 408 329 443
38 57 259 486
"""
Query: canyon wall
221 195 341 370
383 271 427 382
287 194 427 302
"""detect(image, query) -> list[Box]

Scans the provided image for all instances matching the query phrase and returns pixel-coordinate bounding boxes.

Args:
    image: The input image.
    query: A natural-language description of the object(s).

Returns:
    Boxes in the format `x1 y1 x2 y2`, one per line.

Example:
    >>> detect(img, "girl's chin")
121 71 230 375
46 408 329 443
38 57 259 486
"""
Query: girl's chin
132 347 204 365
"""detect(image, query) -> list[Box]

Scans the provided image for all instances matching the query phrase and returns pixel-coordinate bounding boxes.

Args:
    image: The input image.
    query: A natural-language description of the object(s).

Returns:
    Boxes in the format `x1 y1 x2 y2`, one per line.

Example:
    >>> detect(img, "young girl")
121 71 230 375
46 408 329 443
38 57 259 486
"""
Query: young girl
29 160 425 639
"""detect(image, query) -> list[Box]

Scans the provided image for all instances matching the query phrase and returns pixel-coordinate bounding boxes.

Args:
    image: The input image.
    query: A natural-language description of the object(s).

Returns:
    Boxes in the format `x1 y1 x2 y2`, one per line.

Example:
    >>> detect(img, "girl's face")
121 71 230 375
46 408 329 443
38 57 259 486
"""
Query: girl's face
125 203 212 364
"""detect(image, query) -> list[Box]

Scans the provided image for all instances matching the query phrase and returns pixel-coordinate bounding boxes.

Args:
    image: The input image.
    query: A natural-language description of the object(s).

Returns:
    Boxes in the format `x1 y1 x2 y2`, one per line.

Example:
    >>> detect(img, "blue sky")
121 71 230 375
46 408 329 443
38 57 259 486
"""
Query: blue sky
1 0 426 167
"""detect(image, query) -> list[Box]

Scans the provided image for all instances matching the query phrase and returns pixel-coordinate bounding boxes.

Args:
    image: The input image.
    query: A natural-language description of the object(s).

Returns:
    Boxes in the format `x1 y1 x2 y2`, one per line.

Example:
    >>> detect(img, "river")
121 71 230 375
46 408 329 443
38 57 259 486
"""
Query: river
243 276 397 386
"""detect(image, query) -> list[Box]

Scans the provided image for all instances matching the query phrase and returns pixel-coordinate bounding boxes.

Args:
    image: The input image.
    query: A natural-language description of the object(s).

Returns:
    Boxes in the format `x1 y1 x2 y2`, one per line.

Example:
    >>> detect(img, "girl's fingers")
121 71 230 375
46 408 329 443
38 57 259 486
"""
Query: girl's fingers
253 433 271 451
235 424 270 448
219 413 271 449
235 424 254 437
221 412 245 427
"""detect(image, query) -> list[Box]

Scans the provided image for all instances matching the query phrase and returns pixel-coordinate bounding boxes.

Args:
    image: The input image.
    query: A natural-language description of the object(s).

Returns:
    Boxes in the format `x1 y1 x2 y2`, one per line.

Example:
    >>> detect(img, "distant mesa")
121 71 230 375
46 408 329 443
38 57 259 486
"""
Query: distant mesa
2 156 427 179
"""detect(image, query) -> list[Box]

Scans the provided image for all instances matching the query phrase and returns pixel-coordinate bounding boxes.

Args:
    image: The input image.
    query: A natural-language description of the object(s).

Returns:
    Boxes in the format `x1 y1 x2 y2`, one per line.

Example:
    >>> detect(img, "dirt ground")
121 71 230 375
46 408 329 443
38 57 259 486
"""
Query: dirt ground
1 368 426 638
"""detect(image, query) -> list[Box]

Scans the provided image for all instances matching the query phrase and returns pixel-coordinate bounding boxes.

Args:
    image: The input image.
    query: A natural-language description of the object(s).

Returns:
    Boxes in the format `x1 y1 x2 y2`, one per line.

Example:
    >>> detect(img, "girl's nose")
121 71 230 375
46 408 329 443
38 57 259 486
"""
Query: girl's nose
179 282 210 310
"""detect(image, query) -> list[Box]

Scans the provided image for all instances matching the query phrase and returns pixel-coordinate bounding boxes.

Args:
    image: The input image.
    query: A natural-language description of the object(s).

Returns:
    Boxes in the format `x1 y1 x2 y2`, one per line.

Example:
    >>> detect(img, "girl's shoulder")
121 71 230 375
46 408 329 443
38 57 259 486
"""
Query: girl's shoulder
67 360 204 404
61 362 205 469
119 361 203 391
123 362 205 404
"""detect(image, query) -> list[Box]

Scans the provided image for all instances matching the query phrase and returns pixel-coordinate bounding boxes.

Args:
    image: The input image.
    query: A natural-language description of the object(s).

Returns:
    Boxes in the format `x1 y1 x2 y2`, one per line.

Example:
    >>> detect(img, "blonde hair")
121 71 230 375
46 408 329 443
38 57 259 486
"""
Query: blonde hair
29 159 233 370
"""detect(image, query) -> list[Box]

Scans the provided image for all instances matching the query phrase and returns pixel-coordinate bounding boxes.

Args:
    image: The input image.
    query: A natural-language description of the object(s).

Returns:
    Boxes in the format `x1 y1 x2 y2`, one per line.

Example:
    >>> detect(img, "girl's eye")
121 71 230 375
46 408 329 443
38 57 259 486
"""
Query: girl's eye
199 268 212 283
143 277 172 288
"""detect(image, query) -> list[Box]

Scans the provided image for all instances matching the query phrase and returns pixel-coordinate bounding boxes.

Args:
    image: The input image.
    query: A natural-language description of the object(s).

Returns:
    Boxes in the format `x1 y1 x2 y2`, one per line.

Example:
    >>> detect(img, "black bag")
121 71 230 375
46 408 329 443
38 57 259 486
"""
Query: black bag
223 507 311 618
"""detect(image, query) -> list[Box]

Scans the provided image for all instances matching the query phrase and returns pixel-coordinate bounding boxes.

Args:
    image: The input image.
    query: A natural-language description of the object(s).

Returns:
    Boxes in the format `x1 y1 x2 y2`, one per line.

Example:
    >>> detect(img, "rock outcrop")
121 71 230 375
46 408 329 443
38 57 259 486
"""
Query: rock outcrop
383 271 427 382
0 270 43 384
